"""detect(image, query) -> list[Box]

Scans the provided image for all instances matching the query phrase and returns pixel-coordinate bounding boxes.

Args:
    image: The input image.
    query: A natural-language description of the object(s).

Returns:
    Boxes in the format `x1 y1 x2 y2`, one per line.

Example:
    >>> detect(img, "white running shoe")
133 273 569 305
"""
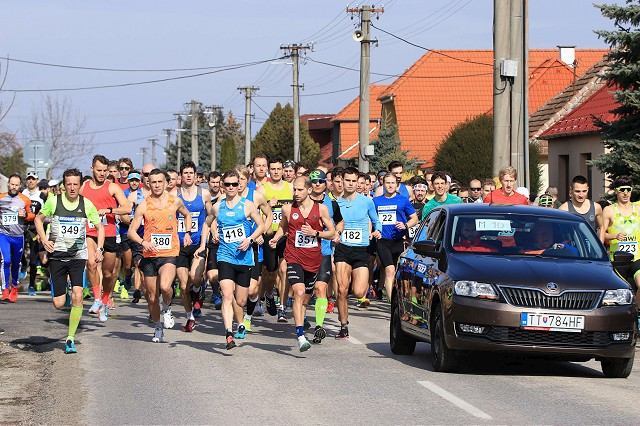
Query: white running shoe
98 304 109 322
297 336 311 352
152 326 164 343
89 299 102 314
253 301 265 317
162 309 175 329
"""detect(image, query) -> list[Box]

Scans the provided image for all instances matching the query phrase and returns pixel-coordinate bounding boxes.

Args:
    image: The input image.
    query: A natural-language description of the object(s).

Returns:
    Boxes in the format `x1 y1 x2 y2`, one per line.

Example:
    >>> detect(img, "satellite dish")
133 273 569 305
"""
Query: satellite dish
353 30 364 42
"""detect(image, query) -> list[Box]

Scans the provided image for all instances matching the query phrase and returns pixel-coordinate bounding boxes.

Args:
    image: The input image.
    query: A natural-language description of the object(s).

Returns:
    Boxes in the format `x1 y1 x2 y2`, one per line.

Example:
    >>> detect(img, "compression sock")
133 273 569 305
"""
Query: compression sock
67 306 83 341
29 264 37 289
124 269 133 290
296 326 305 337
315 298 328 327
92 284 101 300
225 329 233 338
101 289 112 305
246 296 258 316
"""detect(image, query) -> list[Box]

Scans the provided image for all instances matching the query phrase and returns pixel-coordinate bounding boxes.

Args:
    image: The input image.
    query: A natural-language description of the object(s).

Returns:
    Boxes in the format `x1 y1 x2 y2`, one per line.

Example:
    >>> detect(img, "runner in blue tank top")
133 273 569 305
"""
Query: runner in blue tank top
175 161 212 332
118 171 145 302
195 170 263 350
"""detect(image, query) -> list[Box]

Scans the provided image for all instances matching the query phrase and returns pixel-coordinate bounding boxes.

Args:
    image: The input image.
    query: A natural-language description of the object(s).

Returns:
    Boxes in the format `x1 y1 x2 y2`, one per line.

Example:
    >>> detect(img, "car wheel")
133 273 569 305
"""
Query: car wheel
431 305 458 372
601 351 634 378
390 296 416 355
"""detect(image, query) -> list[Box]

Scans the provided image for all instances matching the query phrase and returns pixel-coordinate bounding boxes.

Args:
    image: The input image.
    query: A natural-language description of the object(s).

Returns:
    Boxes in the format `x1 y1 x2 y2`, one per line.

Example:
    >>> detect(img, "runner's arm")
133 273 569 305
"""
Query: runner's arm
109 183 133 215
255 192 272 235
595 203 604 233
127 201 146 245
318 204 335 240
247 201 265 242
176 198 193 246
270 204 288 244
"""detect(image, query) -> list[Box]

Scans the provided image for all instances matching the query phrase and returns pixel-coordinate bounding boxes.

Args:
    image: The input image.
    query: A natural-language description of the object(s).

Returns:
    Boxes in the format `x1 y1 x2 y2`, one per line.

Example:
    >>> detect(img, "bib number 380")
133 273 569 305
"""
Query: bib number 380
151 234 172 250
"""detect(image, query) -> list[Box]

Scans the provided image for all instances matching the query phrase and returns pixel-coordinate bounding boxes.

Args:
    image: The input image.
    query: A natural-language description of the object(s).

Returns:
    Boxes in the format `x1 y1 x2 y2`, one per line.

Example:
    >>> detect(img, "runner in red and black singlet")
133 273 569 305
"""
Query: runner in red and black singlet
270 176 335 351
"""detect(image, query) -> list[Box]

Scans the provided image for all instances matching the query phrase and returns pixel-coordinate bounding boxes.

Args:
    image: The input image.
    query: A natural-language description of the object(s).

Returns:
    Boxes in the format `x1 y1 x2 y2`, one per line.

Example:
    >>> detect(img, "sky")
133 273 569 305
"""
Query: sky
0 0 620 172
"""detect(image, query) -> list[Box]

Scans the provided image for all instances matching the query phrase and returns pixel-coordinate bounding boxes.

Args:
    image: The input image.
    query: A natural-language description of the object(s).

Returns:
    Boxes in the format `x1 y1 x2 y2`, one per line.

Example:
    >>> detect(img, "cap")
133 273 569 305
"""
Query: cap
377 170 387 178
196 167 205 175
516 186 530 199
309 169 327 181
26 171 38 179
48 179 60 187
127 172 141 181
538 194 554 207
283 160 296 168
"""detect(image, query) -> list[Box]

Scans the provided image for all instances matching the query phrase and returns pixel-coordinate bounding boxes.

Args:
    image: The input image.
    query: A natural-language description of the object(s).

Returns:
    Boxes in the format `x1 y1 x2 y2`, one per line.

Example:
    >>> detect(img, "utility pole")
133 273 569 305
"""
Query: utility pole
163 128 172 158
149 138 159 166
347 4 384 174
493 0 510 178
281 43 312 163
174 114 183 168
206 105 223 171
238 86 259 165
141 147 148 165
190 100 201 165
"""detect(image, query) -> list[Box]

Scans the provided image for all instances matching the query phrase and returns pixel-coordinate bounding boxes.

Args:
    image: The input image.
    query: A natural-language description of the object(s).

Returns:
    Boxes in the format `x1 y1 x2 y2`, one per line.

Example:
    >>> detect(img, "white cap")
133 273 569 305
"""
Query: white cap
48 179 60 187
516 186 530 199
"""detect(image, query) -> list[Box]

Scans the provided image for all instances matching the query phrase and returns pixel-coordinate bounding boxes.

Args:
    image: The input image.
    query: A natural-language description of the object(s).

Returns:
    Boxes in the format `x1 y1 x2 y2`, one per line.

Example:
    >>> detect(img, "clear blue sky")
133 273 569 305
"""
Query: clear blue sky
0 0 619 171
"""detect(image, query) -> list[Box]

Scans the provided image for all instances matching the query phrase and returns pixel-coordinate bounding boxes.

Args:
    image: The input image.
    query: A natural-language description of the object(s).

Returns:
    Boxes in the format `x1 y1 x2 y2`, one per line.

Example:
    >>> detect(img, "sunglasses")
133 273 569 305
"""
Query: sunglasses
617 186 633 193
119 166 130 170
470 187 482 191
143 172 150 177
223 181 239 187
311 179 326 184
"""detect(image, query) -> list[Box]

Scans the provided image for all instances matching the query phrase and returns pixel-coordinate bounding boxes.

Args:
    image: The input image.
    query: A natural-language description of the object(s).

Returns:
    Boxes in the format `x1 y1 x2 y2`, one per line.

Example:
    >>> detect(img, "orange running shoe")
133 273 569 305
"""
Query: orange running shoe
8 287 18 303
1 288 9 301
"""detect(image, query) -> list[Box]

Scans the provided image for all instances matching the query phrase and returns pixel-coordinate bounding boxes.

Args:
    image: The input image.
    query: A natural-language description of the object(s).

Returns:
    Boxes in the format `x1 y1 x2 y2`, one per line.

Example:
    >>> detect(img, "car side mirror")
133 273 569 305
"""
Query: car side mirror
612 251 634 267
413 240 439 257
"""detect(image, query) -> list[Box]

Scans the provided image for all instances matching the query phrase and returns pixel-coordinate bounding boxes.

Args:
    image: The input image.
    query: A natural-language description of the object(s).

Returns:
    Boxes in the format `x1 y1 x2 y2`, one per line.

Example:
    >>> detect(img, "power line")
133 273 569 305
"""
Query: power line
74 119 174 136
256 77 394 98
251 98 271 117
1 57 284 92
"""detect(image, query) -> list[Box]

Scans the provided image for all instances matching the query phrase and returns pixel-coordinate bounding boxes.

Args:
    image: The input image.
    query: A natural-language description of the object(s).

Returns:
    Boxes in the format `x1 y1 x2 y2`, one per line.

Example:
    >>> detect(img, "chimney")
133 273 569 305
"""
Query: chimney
557 45 576 67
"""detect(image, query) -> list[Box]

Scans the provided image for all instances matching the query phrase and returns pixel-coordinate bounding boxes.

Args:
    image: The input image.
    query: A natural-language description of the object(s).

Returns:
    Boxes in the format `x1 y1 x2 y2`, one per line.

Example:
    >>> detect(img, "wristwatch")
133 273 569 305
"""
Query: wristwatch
98 247 105 253
185 231 192 236
315 231 320 237
108 207 112 214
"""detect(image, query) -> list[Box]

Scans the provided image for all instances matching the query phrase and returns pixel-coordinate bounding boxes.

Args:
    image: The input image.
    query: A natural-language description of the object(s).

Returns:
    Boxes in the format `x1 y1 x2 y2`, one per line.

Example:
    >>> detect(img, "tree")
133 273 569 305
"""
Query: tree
26 95 92 178
219 136 237 172
369 125 418 173
0 132 27 176
434 114 542 195
590 1 640 183
252 103 320 167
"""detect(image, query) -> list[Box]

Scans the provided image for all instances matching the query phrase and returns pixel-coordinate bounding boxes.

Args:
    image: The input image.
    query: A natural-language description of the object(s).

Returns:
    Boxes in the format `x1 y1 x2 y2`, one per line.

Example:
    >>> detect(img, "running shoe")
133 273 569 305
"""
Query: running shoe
286 297 293 309
242 317 252 332
89 299 102 314
152 326 164 343
19 270 27 281
8 287 18 303
335 325 349 339
1 288 9 301
297 336 311 352
225 335 236 350
98 304 109 322
367 286 377 299
253 300 265 317
183 319 196 332
82 288 91 300
304 318 312 331
234 325 247 339
131 289 141 304
64 339 77 354
162 309 175 329
313 326 326 344
212 293 222 310
265 295 277 316
326 299 335 313
28 287 36 296
356 297 370 308
277 309 287 323
36 281 43 292
193 308 202 318
120 287 129 300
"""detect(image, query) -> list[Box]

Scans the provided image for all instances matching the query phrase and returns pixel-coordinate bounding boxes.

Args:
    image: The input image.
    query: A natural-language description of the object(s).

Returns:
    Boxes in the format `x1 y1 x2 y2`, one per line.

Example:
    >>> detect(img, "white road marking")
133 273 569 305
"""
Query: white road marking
417 380 493 420
347 335 362 345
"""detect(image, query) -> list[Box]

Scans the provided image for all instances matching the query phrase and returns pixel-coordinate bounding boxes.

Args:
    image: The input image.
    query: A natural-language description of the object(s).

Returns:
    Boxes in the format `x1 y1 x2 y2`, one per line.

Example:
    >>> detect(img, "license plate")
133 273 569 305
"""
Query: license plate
520 312 585 332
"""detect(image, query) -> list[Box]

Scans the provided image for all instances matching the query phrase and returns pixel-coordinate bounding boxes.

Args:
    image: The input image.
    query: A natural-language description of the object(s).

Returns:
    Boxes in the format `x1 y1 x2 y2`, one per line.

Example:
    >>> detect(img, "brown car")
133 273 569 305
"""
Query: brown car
390 204 637 378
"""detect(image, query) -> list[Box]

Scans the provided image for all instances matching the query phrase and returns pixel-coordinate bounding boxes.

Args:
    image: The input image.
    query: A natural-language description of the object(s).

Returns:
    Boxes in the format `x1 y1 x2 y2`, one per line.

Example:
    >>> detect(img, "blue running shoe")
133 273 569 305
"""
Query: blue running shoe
65 339 77 354
234 325 247 339
193 308 202 318
28 287 36 296
212 294 222 310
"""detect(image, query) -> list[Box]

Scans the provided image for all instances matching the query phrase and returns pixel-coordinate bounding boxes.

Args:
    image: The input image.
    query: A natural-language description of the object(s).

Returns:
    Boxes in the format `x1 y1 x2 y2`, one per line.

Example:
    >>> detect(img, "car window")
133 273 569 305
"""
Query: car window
427 212 446 247
415 210 441 242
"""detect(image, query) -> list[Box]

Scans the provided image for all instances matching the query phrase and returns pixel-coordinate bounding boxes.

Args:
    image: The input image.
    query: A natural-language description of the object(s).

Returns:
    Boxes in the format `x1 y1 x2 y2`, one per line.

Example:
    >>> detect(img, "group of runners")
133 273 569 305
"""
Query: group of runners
1 155 637 352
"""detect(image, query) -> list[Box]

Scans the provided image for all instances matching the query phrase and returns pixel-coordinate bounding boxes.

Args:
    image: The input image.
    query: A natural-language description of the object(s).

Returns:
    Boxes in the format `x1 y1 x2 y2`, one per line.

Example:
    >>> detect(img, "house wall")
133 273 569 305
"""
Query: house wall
547 134 605 202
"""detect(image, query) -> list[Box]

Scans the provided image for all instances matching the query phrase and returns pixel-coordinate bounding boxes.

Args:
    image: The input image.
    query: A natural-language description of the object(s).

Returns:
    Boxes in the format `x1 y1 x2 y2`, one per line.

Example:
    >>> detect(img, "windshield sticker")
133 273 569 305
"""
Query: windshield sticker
475 219 512 232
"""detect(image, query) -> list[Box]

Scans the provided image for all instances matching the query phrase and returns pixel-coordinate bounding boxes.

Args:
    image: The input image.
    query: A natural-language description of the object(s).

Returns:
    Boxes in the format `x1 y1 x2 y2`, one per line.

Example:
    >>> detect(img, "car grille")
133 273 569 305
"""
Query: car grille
486 327 611 347
499 286 601 310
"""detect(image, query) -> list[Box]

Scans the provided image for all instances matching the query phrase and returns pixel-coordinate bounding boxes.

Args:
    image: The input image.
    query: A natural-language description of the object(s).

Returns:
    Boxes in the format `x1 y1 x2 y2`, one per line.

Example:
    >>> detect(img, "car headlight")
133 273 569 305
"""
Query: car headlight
602 289 634 306
454 281 498 300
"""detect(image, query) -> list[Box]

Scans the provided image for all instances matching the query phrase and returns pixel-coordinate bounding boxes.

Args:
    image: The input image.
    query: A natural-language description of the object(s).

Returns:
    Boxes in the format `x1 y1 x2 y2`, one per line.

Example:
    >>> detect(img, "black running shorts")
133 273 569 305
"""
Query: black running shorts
49 259 86 297
316 255 333 283
176 244 199 269
218 261 252 288
376 238 405 268
286 263 318 294
88 236 119 254
263 233 286 272
333 244 369 269
140 257 177 277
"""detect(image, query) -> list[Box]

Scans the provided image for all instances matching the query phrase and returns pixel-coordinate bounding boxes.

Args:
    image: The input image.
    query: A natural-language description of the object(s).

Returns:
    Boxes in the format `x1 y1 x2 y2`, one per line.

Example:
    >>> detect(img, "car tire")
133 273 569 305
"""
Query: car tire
431 305 458 372
601 351 634 378
390 296 416 355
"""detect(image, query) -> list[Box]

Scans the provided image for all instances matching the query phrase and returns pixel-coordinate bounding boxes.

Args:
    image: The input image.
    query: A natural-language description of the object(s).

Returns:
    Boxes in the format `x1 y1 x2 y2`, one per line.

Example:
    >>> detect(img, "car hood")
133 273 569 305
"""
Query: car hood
447 253 629 290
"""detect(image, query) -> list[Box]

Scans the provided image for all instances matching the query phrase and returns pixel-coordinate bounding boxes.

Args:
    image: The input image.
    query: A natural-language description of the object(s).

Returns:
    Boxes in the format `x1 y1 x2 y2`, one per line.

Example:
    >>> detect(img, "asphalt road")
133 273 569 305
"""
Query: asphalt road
1 293 639 425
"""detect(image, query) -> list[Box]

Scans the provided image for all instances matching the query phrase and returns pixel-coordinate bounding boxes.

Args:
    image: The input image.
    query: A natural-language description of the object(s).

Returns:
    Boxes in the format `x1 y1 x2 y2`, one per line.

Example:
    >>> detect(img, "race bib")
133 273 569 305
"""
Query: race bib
151 233 172 250
222 224 245 243
618 241 637 254
379 211 397 225
272 209 283 224
88 214 108 229
1 212 19 225
295 230 317 248
59 217 84 240
408 225 419 239
177 212 199 233
341 228 363 244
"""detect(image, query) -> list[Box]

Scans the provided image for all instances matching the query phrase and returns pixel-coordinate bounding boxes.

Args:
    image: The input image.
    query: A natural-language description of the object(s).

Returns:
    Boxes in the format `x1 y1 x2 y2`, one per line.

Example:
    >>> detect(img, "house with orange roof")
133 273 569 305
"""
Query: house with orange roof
334 48 607 185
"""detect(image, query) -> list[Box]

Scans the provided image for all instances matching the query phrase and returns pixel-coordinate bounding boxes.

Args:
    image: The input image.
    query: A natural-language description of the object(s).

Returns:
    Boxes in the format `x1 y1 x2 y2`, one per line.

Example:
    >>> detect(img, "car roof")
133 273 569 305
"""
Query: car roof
436 203 580 220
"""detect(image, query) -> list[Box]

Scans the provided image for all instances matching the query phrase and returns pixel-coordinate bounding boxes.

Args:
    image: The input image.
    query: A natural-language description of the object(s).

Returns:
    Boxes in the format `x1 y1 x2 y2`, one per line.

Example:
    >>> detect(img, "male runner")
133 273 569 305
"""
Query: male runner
22 172 46 296
559 175 603 232
249 154 270 191
270 176 335 351
258 157 293 321
199 170 263 349
422 172 463 218
283 160 296 183
119 171 145 302
166 169 179 196
35 168 104 354
207 171 221 201
128 168 191 342
308 169 342 342
0 175 35 302
333 167 382 338
81 155 131 322
484 166 529 205
176 161 211 331
117 158 134 190
373 173 419 301
373 161 413 199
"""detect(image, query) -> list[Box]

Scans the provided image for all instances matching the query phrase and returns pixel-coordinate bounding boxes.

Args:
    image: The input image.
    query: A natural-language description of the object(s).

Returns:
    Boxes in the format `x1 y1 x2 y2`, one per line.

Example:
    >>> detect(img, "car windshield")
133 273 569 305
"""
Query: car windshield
449 213 606 260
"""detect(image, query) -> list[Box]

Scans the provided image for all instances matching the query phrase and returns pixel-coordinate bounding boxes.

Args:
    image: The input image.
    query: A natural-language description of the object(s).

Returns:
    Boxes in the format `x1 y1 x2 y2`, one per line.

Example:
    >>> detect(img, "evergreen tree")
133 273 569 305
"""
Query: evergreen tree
591 1 640 183
0 133 27 176
434 114 542 195
219 136 238 172
369 125 417 173
252 103 320 167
